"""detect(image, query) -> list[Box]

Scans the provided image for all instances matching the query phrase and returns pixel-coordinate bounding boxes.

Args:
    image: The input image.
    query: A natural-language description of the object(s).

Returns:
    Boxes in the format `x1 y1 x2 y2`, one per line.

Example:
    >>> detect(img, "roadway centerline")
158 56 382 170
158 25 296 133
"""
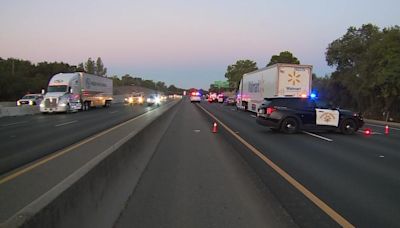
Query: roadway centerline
0 121 27 127
302 131 333 142
55 120 78 127
196 104 354 228
365 123 400 131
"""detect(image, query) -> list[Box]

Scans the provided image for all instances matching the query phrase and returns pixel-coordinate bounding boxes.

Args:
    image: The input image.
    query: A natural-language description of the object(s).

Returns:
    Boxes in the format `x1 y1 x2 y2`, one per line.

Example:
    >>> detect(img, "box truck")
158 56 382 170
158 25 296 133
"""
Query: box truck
40 72 113 113
237 63 312 112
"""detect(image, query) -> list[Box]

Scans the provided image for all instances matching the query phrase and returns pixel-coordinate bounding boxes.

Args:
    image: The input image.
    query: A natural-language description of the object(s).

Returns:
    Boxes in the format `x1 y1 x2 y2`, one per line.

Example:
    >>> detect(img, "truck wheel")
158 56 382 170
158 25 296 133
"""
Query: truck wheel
280 117 298 134
340 119 357 135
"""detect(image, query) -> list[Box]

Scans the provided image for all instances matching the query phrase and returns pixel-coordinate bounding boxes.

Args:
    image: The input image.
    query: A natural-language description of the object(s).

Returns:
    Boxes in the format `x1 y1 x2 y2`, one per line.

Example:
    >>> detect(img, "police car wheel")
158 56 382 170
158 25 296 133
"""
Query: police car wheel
340 119 357 135
281 117 298 134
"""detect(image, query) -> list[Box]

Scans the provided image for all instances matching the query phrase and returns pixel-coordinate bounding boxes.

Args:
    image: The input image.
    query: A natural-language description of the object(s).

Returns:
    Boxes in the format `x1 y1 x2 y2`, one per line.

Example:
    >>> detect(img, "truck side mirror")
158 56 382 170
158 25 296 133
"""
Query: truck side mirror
41 89 45 94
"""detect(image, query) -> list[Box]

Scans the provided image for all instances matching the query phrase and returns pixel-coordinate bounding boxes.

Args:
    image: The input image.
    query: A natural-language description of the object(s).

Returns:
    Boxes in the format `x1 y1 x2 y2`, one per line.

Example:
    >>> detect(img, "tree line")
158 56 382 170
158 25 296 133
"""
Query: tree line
223 24 400 120
0 57 184 101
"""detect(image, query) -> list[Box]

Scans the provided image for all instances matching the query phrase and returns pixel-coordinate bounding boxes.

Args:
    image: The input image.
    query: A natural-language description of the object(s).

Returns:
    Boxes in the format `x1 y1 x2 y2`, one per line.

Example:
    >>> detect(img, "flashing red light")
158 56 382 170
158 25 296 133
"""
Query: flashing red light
364 128 372 135
266 107 276 115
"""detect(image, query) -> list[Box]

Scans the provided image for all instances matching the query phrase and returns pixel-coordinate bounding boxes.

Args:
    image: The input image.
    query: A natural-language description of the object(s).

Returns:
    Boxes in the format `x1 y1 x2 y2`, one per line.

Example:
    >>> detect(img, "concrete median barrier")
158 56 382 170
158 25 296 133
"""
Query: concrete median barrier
2 100 180 228
0 106 40 118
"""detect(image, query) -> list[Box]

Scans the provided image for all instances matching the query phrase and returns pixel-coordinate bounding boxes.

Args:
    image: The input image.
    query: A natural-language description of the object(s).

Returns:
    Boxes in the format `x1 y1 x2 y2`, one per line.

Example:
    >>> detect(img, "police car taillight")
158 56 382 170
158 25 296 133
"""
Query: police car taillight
266 107 276 115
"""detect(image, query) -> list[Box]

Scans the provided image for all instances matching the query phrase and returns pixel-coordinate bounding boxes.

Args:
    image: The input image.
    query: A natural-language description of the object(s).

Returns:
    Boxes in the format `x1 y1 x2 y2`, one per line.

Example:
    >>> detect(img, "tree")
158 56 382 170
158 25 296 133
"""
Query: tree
224 59 258 90
84 57 96 74
95 57 107 76
325 24 400 118
267 51 300 66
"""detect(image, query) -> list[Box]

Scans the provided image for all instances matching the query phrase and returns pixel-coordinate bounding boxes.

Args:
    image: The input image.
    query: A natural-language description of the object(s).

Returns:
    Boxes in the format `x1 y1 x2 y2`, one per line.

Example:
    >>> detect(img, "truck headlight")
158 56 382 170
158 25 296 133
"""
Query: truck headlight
17 101 21 106
29 100 33 105
138 97 143 103
128 97 133 103
155 97 161 104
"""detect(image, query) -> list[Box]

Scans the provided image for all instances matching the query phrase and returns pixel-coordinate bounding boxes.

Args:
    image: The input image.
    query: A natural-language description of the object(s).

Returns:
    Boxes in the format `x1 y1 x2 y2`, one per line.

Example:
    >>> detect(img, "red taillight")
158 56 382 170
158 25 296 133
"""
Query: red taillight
266 107 276 115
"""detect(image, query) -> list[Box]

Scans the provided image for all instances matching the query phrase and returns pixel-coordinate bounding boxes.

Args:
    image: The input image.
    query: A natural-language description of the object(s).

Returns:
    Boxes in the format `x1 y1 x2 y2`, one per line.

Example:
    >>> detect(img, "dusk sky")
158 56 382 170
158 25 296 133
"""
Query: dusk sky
1 0 399 89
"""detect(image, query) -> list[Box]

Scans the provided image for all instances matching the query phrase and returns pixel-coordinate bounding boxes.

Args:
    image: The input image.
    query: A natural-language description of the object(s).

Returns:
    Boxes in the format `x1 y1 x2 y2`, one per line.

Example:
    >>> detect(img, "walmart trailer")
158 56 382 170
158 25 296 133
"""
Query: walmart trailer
237 63 312 112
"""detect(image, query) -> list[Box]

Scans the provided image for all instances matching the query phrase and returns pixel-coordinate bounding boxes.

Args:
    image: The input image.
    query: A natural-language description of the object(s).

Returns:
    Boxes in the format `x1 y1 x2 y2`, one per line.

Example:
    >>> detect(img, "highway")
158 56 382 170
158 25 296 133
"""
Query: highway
0 103 161 175
1 98 400 227
197 101 400 228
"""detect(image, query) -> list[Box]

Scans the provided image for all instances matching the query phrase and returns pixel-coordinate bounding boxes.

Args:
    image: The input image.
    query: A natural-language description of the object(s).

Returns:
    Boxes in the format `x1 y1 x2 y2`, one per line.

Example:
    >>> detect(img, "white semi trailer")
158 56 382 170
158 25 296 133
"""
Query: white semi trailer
237 63 312 112
40 72 113 113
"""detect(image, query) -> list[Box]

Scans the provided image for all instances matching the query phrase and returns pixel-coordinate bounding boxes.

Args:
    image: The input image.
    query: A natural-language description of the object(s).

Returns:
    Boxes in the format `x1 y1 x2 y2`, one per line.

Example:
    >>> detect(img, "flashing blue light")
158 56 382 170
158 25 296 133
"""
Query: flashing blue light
310 93 317 99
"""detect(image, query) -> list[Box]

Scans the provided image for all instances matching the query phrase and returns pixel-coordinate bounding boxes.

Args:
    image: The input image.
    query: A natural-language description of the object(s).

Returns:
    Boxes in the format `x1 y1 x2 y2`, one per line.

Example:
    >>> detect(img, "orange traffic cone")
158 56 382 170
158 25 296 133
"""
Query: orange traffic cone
212 122 218 133
385 125 389 135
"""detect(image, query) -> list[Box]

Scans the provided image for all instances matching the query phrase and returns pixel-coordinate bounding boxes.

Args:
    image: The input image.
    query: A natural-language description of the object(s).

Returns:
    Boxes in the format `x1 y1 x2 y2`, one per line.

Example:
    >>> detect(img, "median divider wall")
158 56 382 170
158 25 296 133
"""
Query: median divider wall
2 100 181 228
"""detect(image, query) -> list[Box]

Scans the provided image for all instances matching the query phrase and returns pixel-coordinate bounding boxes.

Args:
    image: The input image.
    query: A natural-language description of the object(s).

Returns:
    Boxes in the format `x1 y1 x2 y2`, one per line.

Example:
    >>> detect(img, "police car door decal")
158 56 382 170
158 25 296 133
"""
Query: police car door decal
315 109 339 127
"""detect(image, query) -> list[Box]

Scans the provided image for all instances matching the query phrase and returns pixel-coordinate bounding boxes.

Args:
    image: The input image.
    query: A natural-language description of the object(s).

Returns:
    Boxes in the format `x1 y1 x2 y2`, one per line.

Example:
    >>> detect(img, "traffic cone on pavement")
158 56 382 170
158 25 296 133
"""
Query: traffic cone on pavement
385 125 389 135
212 122 218 133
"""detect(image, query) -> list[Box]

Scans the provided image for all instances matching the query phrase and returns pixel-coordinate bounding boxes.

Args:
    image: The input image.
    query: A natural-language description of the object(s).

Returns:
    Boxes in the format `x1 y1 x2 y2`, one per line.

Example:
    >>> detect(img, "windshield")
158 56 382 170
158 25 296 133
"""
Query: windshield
47 85 67 93
22 95 36 99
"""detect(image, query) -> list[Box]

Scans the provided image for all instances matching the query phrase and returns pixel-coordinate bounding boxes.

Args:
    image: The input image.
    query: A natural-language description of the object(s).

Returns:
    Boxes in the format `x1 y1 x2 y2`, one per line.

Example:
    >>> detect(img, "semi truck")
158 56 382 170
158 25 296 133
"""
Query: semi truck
40 72 113 113
237 63 312 112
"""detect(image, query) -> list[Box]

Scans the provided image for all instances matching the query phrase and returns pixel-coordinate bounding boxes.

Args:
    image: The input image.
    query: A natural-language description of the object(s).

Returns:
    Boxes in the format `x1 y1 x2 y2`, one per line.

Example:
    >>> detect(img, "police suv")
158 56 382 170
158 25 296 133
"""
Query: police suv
256 97 364 134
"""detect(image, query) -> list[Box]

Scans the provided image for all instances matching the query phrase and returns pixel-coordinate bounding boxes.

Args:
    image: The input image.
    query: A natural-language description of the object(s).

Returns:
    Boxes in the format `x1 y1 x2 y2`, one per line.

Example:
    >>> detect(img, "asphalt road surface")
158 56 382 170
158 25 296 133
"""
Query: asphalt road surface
196 101 400 228
0 102 167 175
114 99 296 228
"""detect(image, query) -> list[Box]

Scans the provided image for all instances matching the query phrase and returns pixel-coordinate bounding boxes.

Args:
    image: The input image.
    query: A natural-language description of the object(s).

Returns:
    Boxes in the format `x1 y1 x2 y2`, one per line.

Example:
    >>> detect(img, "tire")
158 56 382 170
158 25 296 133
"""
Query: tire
340 119 357 135
280 117 299 134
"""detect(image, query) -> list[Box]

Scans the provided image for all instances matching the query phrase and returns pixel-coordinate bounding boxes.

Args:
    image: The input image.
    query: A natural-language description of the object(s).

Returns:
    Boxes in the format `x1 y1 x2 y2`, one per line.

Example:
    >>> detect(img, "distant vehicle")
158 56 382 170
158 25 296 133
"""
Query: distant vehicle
190 91 201 103
125 92 144 105
237 63 312 112
208 92 217 102
225 96 236 106
17 94 43 106
146 94 161 106
40 72 113 113
256 97 364 134
217 94 224 103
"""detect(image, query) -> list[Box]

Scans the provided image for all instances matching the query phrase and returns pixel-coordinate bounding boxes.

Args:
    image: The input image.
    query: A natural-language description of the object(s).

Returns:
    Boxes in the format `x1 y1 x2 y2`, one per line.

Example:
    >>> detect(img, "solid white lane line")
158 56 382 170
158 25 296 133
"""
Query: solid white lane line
0 121 28 127
302 131 333 142
365 123 400 131
55 120 78 127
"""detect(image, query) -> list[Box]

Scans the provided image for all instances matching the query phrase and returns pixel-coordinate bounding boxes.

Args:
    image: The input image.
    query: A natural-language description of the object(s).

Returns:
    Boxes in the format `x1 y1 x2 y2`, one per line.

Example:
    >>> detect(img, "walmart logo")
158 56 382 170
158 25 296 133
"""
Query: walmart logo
288 71 301 86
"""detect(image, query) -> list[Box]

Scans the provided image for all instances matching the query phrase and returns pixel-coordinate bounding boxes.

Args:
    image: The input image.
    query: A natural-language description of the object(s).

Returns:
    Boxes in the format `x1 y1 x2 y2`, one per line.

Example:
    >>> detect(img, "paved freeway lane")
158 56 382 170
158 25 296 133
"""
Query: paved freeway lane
0 103 166 175
198 102 400 228
115 98 296 228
